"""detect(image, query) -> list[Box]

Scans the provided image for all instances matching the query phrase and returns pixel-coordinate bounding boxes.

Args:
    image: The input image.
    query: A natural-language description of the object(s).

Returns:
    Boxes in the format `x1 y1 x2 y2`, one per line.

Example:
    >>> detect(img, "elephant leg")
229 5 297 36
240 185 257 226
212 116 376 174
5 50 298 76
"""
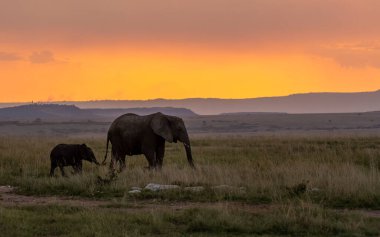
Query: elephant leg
73 162 82 175
78 161 83 174
156 144 165 169
109 149 117 171
109 158 115 171
50 162 57 177
143 150 156 169
59 165 66 177
118 155 126 172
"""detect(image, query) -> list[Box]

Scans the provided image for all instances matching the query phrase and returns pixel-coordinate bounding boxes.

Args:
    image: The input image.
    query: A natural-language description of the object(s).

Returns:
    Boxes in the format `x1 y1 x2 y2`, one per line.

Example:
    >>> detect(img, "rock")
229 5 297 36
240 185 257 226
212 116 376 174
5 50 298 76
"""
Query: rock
144 183 180 192
128 190 142 194
212 185 234 190
144 183 161 191
184 186 204 192
159 184 180 190
0 186 14 193
130 187 142 191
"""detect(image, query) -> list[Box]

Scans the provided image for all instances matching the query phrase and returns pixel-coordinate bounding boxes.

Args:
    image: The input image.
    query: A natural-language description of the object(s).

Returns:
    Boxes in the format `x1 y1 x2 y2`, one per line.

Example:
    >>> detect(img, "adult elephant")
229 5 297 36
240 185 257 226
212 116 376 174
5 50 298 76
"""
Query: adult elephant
102 112 195 171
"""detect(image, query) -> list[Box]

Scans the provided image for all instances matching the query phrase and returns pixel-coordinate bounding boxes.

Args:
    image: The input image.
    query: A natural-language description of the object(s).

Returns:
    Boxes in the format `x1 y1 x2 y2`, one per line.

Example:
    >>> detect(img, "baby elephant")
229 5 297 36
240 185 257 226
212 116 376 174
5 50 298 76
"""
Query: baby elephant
50 144 100 177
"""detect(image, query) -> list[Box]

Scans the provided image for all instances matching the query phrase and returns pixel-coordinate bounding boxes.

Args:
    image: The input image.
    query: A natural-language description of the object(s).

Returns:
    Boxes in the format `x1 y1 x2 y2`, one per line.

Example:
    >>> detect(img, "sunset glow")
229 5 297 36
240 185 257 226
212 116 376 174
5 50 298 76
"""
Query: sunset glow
1 0 380 102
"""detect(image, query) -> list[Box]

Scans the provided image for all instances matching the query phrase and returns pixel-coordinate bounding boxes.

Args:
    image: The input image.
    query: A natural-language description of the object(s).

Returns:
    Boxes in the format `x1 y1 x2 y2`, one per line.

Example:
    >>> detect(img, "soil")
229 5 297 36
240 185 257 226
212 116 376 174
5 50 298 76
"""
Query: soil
1 185 379 218
0 185 271 214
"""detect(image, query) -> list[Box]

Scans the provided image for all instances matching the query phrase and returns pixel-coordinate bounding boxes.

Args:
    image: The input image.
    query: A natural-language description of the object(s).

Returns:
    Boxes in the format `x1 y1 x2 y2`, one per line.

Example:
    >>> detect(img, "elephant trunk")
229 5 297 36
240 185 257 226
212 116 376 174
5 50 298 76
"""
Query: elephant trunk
184 143 195 169
181 133 195 168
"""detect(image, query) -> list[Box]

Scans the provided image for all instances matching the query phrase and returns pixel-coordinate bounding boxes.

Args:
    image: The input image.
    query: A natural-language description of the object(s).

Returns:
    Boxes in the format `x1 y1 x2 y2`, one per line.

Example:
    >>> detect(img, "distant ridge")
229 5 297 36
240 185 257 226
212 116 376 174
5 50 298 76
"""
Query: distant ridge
0 104 197 122
0 104 95 122
68 90 380 114
1 90 380 115
86 107 197 118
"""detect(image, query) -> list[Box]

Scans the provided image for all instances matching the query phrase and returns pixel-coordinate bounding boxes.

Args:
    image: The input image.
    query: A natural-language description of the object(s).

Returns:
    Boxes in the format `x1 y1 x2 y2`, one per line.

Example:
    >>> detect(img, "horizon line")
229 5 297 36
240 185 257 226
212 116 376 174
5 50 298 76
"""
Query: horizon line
1 89 379 104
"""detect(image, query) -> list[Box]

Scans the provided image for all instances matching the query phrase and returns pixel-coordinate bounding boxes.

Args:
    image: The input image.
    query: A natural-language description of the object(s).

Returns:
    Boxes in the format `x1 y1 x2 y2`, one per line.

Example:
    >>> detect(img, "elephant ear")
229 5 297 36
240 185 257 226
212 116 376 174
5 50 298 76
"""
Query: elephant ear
151 113 174 142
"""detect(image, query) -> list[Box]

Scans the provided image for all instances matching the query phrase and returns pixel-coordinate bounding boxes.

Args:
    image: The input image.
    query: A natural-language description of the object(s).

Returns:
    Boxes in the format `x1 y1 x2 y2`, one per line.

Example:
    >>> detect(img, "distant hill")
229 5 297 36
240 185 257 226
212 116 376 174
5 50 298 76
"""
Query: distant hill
0 104 96 122
56 89 380 114
1 90 380 115
0 104 197 122
220 112 286 116
87 107 197 119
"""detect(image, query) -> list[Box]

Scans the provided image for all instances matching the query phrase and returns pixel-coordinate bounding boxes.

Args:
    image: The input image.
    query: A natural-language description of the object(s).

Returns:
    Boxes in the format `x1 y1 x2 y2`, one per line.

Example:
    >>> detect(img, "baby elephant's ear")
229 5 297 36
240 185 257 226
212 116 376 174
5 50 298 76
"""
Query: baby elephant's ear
81 144 87 147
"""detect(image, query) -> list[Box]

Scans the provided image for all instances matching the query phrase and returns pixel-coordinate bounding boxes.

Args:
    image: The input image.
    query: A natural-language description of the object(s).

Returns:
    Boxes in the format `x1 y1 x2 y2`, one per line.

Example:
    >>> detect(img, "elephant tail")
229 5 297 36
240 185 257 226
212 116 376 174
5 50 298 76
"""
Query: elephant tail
101 134 110 165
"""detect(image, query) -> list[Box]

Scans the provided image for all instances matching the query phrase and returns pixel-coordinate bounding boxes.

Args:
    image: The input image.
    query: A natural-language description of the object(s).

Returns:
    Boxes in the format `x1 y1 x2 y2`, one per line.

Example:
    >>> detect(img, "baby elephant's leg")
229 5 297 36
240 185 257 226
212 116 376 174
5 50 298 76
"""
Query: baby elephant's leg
59 164 66 177
50 161 57 177
73 161 83 174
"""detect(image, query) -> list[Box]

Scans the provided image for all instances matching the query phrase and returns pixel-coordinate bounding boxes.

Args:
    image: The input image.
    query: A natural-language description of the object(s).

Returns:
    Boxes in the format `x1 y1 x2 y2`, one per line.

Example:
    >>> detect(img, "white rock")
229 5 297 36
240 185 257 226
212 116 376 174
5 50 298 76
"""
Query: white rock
144 183 161 191
160 185 180 190
130 187 142 191
144 183 180 192
128 190 141 194
184 186 204 192
0 185 14 193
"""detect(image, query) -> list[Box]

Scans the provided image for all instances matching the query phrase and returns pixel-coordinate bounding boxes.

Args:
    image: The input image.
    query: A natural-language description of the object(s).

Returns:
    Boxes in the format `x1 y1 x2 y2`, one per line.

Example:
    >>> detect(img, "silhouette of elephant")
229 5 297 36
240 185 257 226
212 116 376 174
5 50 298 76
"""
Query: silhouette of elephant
50 144 99 176
102 112 195 171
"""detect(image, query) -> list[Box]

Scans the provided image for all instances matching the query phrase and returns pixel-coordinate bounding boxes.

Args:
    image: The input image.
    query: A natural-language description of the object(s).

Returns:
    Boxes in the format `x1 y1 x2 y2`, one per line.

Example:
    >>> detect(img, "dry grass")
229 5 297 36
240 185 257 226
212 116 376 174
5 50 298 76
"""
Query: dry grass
1 135 380 236
1 136 380 207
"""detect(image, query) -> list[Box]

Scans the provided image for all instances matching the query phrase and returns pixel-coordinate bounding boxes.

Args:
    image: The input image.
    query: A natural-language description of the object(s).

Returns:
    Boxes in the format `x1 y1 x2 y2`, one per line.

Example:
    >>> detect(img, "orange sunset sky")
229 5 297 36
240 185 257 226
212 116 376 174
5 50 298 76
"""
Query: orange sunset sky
1 0 380 102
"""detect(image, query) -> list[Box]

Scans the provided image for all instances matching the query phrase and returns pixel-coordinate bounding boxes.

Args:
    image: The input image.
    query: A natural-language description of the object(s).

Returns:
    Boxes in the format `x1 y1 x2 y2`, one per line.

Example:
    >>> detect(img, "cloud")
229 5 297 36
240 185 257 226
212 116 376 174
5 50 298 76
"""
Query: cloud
1 0 380 47
313 42 380 68
29 51 55 64
0 52 22 61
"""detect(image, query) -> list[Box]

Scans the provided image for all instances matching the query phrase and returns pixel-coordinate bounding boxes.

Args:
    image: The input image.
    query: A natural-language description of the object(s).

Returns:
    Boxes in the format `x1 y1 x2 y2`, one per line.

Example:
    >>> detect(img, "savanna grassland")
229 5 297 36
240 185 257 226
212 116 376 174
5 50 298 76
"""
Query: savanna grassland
1 135 380 236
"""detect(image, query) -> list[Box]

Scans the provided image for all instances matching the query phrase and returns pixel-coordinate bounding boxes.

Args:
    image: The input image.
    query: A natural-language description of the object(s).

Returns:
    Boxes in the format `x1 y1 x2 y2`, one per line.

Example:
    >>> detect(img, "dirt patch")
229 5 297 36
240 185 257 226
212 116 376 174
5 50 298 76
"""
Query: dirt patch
0 186 271 214
1 186 379 218
0 186 107 207
358 210 380 218
124 200 273 214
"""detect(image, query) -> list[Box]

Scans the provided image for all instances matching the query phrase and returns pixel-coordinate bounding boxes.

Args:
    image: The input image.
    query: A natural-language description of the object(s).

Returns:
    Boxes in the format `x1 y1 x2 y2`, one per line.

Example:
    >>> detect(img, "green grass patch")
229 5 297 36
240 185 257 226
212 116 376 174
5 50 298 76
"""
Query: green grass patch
0 203 379 236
